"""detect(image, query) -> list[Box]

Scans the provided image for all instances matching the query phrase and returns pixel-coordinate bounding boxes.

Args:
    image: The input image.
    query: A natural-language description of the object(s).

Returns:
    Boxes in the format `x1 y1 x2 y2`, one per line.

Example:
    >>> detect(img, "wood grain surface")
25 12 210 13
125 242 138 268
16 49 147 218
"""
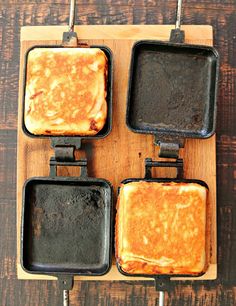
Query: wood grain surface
16 25 216 282
0 1 236 305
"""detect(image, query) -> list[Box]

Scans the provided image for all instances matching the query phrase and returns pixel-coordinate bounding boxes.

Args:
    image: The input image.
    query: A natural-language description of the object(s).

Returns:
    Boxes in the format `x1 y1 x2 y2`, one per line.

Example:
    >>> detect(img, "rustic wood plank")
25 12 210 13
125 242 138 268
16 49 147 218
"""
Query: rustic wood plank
3 1 236 7
68 282 236 306
16 24 217 287
216 135 236 282
0 130 17 201
20 25 213 43
0 131 61 305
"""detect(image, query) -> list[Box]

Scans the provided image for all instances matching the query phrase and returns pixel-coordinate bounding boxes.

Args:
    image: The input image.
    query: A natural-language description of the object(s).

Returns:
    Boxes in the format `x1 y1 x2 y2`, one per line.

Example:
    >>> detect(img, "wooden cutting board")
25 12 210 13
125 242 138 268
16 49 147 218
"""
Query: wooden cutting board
17 25 217 281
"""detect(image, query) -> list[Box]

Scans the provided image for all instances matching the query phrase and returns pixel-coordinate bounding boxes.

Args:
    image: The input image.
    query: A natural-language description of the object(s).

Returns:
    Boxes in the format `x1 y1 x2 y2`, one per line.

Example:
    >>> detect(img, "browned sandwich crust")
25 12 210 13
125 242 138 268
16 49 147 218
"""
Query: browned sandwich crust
24 47 108 136
116 181 208 275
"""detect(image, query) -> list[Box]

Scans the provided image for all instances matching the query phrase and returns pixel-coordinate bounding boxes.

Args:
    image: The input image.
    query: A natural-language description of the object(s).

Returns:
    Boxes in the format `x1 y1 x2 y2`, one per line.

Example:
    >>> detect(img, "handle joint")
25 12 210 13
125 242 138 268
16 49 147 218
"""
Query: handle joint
54 146 75 162
145 158 184 179
50 157 88 177
50 138 82 163
62 0 78 46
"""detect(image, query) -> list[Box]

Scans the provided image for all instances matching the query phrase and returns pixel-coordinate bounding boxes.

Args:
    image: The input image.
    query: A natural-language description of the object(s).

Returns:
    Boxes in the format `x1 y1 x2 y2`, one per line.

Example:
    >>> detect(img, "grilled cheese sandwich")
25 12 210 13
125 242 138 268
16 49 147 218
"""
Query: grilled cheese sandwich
24 47 108 136
116 181 208 275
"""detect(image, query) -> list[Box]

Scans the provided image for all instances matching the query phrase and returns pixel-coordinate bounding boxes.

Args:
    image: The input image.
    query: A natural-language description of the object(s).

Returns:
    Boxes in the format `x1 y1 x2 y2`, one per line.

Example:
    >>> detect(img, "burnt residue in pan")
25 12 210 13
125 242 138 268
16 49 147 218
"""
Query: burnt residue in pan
128 44 217 136
24 182 109 272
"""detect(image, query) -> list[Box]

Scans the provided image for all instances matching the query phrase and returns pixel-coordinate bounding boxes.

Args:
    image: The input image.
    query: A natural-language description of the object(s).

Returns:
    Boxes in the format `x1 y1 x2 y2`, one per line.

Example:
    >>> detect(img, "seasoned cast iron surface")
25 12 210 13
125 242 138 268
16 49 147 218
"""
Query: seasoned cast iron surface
128 45 216 136
24 182 108 272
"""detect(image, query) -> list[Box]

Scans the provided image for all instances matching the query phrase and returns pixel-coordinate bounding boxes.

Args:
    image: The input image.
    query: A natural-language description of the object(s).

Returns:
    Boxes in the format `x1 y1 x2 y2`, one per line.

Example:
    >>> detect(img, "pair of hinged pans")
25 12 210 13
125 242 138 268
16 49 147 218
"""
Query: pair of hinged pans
116 158 209 292
126 27 219 159
21 158 208 294
21 158 113 279
21 157 114 306
21 10 219 154
22 36 219 153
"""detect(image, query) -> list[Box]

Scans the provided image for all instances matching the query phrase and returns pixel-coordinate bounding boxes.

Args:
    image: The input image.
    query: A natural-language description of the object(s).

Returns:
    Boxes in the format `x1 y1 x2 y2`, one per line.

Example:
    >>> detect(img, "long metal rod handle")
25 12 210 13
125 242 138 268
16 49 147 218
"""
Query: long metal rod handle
175 0 183 30
63 290 69 306
159 291 165 306
69 0 76 32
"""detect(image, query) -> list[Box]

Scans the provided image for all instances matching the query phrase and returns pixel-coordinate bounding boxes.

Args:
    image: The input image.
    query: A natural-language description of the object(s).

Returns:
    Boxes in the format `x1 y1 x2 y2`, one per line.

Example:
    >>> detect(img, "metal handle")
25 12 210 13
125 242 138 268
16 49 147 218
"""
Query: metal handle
63 290 69 306
68 0 76 32
145 158 184 179
50 157 88 177
170 0 185 43
58 276 73 306
62 0 78 45
175 0 183 30
159 291 165 306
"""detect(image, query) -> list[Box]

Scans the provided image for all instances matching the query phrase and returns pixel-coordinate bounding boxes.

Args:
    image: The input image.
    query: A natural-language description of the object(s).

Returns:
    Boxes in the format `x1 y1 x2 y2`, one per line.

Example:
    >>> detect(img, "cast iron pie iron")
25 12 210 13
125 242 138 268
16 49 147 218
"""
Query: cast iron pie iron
22 0 113 150
116 158 209 306
126 0 219 159
21 158 113 306
21 2 114 305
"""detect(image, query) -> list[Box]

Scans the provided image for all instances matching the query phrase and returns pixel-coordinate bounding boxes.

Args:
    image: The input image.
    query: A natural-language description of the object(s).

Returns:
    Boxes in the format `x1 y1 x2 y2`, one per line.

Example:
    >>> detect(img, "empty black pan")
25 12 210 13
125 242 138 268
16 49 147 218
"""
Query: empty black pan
21 158 113 305
126 0 219 158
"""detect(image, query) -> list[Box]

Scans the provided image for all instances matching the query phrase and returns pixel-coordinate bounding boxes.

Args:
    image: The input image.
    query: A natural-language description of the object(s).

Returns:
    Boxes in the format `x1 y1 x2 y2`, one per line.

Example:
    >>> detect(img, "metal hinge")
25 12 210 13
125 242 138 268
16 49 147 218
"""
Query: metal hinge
154 136 184 159
54 146 75 162
159 142 180 159
51 137 82 162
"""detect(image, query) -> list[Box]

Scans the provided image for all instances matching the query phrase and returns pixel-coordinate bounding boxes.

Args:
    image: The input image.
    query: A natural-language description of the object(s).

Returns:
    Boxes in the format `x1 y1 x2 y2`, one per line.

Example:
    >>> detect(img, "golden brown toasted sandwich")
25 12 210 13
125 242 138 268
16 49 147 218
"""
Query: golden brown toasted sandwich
116 181 208 275
24 47 108 136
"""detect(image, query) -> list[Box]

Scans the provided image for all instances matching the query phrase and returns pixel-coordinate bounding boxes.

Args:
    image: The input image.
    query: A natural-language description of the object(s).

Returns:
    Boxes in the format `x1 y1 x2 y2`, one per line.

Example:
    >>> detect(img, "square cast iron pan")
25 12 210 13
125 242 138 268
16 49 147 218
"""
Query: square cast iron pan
22 45 113 143
126 40 219 142
115 159 209 291
21 170 113 277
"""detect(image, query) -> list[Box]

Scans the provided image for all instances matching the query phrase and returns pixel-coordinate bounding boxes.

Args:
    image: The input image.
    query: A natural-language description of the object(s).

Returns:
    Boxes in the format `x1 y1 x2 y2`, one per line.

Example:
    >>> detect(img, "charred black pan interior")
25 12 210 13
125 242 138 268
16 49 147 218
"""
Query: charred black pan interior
127 42 218 138
126 0 219 142
21 159 113 276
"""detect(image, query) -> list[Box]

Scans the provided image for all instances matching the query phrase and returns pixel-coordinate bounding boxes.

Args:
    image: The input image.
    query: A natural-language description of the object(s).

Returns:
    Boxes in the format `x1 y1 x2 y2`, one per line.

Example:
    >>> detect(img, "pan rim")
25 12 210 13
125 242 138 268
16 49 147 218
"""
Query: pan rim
115 261 206 279
119 177 209 189
132 39 219 54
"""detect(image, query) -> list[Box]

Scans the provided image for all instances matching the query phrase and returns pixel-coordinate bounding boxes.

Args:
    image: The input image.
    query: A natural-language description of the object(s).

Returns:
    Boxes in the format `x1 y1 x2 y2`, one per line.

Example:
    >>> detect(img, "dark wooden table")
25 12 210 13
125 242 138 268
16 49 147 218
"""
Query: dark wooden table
0 1 235 305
